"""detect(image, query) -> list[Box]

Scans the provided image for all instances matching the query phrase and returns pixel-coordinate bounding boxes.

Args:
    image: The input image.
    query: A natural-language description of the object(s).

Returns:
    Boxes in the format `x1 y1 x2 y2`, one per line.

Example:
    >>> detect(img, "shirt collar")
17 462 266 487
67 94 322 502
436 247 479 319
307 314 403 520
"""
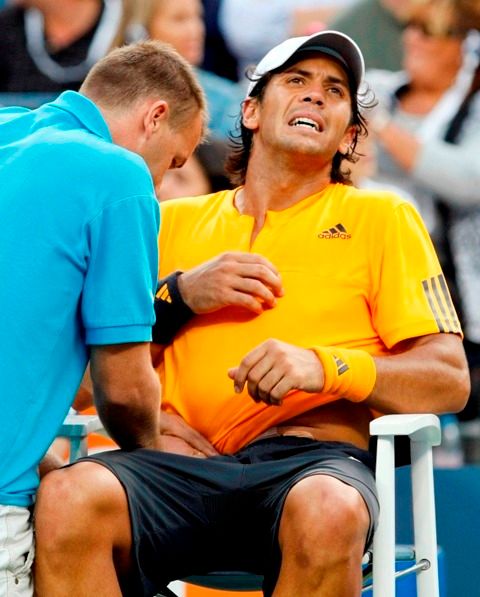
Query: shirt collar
50 90 113 142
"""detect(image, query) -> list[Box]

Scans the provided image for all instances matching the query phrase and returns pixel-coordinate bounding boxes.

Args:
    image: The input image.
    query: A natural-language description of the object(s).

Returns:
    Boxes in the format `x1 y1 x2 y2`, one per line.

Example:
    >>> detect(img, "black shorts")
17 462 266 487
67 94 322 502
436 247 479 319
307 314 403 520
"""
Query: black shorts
84 436 379 597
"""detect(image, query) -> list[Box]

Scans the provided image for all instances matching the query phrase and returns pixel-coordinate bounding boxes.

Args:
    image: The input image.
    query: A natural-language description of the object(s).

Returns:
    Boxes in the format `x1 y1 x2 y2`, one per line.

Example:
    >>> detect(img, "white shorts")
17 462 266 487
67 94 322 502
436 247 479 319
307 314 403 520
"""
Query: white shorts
0 506 34 597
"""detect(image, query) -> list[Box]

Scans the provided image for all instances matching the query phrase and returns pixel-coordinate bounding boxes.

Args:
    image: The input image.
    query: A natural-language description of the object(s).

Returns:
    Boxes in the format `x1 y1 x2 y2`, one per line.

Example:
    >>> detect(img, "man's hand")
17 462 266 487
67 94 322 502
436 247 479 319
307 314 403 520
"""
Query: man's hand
160 412 218 457
228 339 325 406
178 251 284 315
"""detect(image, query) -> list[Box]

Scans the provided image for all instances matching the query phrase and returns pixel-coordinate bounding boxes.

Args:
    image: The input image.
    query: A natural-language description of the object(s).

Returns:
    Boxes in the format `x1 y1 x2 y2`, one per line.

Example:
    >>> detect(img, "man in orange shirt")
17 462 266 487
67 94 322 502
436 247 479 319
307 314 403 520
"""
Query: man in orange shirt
35 31 469 597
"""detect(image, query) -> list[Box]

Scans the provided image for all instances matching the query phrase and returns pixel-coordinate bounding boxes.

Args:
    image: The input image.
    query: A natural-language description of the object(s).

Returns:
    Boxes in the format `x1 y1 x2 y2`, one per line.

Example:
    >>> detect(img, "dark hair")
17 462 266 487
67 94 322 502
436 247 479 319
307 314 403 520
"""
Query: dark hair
225 66 376 186
81 40 207 130
195 138 233 192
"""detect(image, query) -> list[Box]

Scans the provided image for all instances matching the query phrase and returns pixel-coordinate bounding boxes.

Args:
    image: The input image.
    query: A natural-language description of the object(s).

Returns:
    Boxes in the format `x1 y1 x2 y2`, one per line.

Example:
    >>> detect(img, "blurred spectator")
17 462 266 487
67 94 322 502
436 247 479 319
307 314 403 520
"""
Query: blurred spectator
0 0 144 94
201 0 238 81
330 0 413 71
365 0 480 418
144 0 243 139
156 138 232 200
350 134 419 208
218 0 358 83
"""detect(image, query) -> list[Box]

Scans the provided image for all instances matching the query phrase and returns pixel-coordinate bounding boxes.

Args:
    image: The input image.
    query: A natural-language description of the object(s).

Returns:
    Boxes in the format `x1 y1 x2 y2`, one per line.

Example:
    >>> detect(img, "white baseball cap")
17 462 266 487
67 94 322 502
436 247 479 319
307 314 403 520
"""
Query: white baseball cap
246 30 365 98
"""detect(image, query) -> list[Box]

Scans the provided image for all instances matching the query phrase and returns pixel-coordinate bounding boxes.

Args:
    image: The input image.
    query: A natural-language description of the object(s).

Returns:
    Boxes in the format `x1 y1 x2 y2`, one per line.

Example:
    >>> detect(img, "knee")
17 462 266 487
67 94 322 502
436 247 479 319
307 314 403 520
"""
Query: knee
35 462 126 549
279 475 369 566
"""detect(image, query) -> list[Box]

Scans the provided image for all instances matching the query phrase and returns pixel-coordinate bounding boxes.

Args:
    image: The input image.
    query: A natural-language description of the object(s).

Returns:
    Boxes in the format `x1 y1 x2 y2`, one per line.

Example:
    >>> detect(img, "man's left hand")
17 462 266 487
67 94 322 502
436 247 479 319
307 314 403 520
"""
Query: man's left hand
228 339 324 405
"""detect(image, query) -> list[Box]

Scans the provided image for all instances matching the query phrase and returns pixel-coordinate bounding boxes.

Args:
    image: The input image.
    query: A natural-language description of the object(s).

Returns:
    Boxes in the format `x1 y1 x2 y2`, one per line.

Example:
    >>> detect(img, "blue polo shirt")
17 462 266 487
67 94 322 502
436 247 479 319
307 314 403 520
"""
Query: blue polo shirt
0 91 160 506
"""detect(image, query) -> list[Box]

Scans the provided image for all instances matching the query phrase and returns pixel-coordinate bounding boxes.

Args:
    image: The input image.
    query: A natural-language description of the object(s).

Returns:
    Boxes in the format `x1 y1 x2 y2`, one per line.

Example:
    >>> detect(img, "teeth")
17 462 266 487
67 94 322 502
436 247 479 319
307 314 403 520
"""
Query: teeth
291 117 319 131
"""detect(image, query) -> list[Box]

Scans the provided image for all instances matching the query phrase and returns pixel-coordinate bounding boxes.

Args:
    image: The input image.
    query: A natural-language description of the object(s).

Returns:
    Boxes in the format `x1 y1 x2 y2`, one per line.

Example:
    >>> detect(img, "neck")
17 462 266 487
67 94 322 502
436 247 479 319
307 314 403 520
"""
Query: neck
238 148 333 217
41 0 102 48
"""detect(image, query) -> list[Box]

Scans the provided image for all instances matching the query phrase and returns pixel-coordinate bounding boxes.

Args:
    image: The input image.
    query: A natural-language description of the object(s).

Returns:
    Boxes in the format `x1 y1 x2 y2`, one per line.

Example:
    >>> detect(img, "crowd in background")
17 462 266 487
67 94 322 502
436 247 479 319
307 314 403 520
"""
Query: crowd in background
1 0 480 461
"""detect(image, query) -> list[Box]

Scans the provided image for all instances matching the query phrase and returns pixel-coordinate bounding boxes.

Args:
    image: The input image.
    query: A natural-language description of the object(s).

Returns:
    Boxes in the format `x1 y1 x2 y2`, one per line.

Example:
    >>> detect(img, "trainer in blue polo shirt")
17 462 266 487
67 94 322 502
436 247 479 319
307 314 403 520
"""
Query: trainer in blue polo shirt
0 88 160 506
0 39 205 597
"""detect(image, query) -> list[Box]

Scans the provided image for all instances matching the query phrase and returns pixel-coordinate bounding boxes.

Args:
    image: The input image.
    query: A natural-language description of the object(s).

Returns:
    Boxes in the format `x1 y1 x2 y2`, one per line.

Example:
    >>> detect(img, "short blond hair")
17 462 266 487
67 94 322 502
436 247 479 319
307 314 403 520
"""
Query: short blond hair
80 40 207 130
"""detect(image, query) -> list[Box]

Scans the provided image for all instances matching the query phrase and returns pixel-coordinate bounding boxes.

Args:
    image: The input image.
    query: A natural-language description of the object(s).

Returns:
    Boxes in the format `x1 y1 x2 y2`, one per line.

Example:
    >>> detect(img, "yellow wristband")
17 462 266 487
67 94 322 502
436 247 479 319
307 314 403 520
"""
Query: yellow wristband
311 346 377 402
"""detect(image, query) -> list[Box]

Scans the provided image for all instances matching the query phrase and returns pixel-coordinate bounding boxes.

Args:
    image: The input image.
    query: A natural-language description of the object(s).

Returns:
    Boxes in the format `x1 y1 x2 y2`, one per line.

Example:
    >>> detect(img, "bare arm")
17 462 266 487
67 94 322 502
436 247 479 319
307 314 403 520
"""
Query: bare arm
229 334 469 414
374 121 420 172
90 343 161 450
366 333 469 414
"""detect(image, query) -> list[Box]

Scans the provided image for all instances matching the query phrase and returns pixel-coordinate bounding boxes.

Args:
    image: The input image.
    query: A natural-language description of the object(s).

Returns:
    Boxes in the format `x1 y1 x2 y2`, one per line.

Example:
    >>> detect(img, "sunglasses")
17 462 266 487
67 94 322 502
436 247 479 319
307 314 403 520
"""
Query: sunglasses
405 19 462 39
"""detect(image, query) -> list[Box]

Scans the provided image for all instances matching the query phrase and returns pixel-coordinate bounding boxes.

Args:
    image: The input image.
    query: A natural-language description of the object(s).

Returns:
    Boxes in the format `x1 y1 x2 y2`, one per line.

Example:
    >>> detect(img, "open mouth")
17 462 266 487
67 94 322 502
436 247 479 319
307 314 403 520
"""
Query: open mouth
289 117 321 132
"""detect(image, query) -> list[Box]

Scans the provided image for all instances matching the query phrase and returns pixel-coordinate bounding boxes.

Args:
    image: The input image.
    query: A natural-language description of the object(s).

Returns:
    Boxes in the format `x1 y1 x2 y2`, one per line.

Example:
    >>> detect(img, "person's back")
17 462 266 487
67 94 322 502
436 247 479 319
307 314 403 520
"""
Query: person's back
0 95 159 505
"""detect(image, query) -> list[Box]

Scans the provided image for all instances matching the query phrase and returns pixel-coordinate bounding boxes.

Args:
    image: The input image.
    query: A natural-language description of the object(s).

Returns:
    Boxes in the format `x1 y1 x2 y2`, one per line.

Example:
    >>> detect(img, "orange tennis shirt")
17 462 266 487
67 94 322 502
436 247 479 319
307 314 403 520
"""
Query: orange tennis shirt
157 183 461 453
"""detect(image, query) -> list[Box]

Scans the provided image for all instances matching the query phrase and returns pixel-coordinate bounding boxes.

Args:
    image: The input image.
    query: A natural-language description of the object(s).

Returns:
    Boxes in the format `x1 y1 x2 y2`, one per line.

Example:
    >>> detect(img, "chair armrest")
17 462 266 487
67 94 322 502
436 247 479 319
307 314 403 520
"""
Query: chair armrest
58 413 104 462
370 414 441 446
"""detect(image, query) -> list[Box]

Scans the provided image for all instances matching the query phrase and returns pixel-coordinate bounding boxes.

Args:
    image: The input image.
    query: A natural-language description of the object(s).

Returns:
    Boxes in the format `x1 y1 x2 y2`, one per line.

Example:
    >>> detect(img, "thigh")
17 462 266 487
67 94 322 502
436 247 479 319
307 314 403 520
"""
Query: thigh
84 449 244 596
0 506 34 597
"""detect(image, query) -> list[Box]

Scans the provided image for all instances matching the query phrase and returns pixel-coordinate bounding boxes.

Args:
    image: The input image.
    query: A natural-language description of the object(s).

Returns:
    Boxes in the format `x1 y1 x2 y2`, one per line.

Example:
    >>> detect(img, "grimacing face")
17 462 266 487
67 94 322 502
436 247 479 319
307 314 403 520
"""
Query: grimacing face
243 56 355 164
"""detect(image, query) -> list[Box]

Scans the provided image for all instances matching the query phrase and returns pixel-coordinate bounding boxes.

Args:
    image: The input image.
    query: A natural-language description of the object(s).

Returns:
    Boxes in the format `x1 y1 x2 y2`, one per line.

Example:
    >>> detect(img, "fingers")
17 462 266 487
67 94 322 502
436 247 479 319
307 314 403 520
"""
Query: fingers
178 252 284 314
177 427 219 456
160 412 219 456
229 341 286 405
229 341 325 405
231 270 281 309
160 436 210 458
232 254 284 297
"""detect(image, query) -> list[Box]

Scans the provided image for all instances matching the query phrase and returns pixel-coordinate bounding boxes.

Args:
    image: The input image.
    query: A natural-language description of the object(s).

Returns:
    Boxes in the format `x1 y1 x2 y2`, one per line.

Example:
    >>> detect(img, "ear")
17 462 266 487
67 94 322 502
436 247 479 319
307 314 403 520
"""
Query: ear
242 97 260 132
143 100 170 137
338 124 356 156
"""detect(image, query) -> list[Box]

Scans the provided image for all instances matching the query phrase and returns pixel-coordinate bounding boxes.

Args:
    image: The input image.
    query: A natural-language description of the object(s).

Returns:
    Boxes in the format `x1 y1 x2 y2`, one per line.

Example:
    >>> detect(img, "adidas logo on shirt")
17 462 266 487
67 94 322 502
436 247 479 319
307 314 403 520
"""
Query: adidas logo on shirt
318 223 351 239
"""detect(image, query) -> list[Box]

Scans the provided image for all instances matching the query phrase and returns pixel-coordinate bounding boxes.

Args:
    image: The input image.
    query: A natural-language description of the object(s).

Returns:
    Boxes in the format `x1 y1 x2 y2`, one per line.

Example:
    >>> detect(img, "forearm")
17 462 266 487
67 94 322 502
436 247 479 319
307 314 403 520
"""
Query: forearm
365 334 470 414
90 344 162 450
413 142 480 205
375 121 420 172
93 371 161 450
376 117 480 205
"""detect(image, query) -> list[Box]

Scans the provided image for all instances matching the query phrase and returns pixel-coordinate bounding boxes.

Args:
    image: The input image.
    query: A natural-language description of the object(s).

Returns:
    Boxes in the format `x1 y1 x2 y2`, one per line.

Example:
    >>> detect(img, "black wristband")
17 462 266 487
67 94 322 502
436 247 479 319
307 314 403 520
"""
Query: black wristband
152 271 195 345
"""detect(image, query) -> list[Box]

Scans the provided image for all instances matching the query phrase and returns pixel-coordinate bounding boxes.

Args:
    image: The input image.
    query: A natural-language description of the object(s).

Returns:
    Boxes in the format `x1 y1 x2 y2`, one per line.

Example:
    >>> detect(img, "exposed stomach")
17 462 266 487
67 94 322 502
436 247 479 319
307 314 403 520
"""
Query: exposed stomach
270 400 372 450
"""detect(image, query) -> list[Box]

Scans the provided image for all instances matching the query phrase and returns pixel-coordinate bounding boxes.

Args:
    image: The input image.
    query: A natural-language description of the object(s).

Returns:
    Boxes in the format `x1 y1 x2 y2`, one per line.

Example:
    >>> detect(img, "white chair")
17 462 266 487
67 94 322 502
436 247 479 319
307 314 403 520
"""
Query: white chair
59 412 441 596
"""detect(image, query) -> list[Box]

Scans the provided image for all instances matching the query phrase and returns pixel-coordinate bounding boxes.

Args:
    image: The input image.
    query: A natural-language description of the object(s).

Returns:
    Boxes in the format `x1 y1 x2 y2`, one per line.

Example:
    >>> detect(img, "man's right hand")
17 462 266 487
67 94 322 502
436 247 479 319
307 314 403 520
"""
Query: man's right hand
177 251 284 315
160 412 218 457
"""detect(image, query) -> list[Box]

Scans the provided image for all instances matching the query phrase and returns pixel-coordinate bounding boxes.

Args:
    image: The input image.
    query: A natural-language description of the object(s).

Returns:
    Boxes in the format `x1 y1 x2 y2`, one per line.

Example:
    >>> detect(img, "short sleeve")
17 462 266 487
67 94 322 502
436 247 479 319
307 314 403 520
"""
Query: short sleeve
372 202 462 348
82 194 160 345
